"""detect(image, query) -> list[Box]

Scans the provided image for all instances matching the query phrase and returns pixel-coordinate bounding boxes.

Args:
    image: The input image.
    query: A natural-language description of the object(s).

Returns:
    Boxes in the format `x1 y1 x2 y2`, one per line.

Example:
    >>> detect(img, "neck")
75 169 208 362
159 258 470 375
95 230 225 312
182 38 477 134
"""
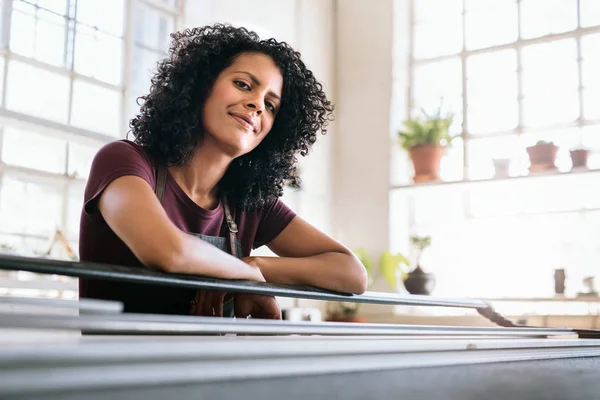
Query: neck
168 139 233 207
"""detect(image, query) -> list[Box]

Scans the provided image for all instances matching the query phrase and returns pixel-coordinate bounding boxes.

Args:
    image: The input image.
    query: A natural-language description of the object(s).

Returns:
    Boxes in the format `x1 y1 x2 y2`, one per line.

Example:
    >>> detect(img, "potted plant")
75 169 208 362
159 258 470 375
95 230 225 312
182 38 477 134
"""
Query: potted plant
326 248 409 322
570 148 589 169
397 104 457 183
404 235 436 295
526 140 558 172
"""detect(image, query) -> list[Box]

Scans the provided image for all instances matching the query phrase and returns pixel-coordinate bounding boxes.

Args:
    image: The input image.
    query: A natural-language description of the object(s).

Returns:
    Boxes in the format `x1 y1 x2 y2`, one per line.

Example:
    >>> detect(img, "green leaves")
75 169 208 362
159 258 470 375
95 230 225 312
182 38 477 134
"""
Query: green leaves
379 251 410 289
353 248 410 290
397 105 456 151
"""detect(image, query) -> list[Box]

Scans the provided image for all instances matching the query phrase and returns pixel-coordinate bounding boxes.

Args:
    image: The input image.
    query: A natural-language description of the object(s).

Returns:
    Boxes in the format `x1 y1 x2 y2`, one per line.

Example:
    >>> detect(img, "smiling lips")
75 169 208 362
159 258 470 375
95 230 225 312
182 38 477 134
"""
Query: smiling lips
230 113 256 133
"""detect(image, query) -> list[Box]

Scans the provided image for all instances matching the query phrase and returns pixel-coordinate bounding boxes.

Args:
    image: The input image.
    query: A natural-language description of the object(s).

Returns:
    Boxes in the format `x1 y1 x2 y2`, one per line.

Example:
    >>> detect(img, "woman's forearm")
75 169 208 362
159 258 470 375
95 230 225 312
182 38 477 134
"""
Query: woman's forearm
247 252 368 294
166 232 265 282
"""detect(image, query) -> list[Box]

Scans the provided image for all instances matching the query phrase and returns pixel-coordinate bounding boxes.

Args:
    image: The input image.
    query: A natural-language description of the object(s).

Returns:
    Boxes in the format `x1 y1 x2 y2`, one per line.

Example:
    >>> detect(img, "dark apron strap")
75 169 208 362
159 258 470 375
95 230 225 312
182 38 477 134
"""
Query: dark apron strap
222 196 238 258
155 163 168 204
154 162 238 257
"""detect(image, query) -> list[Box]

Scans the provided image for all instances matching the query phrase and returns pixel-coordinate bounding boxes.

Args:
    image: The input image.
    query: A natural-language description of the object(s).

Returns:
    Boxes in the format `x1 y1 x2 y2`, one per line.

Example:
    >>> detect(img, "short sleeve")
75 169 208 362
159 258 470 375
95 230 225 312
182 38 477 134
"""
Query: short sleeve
83 140 155 214
253 198 297 249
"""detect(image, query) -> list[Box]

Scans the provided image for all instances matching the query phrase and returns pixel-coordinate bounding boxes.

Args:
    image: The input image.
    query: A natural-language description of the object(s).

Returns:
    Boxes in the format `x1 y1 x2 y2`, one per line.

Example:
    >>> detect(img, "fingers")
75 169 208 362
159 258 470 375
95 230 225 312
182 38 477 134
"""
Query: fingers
190 290 228 317
190 290 202 315
201 290 213 316
213 292 225 317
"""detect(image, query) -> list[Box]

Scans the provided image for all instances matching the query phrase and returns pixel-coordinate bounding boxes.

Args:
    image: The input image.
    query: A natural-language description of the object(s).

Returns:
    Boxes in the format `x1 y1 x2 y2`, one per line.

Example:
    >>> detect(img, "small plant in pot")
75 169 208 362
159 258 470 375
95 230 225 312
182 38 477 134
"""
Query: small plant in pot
404 235 436 295
526 140 559 172
397 105 457 183
570 148 589 170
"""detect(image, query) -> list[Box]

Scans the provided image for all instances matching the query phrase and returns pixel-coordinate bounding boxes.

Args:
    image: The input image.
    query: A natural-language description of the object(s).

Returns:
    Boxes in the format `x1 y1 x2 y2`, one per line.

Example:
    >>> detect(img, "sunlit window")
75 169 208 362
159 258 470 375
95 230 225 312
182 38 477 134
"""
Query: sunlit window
0 0 181 259
395 0 600 298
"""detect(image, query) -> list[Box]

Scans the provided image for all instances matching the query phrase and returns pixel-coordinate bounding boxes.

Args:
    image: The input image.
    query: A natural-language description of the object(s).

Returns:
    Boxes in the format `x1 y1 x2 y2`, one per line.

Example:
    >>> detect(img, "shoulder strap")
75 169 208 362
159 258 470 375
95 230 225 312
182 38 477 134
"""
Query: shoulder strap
155 162 168 203
222 195 239 258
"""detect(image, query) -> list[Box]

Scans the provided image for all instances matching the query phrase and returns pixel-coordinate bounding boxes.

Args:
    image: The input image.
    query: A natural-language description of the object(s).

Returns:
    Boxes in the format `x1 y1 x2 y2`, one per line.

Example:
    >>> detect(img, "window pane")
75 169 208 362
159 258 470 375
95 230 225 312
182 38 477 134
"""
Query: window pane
466 135 522 180
583 89 600 120
413 17 462 59
76 0 125 36
580 0 600 28
414 0 462 23
581 124 600 151
68 141 102 179
523 91 579 127
465 0 518 50
34 9 67 67
66 182 85 239
74 24 123 85
10 5 36 58
1 127 66 173
467 49 518 133
6 61 70 123
131 47 162 93
36 0 67 15
413 58 463 133
520 0 578 39
71 79 121 136
440 137 464 182
134 3 174 52
581 33 600 88
0 177 63 237
522 39 578 96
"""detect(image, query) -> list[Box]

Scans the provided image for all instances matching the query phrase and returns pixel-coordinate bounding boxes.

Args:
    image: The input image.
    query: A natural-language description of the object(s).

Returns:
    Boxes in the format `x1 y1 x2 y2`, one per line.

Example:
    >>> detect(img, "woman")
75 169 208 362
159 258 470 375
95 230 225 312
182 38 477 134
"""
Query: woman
78 24 367 319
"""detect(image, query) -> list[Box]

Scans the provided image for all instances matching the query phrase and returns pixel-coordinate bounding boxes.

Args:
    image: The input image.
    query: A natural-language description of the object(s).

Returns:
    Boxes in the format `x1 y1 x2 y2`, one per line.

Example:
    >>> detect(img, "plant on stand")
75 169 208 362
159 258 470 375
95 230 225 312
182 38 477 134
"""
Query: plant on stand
325 248 409 322
397 103 457 183
404 235 436 295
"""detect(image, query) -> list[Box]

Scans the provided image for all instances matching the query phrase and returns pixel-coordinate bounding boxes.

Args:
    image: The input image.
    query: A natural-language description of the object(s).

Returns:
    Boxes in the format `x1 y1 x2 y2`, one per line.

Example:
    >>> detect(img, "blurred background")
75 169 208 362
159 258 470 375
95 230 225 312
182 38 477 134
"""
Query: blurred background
0 0 599 327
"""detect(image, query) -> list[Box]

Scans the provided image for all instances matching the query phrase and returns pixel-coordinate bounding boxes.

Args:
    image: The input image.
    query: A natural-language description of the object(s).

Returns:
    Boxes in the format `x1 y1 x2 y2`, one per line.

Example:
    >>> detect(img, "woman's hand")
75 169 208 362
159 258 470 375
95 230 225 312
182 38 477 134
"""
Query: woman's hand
189 290 228 317
234 293 281 319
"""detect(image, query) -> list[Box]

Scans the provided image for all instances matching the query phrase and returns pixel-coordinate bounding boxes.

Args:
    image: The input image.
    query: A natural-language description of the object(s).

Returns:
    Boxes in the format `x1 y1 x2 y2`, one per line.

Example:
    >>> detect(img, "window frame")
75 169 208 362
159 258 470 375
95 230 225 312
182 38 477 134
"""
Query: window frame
0 0 183 252
408 0 600 178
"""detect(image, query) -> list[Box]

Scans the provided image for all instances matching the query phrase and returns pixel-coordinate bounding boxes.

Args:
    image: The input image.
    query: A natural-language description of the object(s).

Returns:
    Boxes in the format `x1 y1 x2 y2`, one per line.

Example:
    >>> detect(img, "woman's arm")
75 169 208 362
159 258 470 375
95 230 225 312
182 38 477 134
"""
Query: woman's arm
97 175 264 282
247 217 368 294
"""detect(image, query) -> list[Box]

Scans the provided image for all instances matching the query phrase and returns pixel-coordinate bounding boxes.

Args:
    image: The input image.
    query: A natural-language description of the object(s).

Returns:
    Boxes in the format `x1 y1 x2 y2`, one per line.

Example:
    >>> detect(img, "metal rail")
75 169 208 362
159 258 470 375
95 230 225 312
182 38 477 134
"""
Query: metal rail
1 337 600 398
0 254 487 308
0 296 123 314
0 312 577 337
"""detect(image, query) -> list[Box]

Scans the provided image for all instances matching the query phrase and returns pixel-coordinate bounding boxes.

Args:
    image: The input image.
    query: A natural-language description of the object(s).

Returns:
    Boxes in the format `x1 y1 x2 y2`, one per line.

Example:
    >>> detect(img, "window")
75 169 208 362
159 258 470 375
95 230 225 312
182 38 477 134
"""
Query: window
394 0 600 298
0 0 181 262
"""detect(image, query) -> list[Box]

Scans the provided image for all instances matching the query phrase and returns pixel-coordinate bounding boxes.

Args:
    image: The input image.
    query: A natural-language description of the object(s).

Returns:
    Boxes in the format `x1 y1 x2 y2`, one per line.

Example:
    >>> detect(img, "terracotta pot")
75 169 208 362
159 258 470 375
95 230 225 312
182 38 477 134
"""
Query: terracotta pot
409 144 445 182
570 149 589 169
526 142 558 171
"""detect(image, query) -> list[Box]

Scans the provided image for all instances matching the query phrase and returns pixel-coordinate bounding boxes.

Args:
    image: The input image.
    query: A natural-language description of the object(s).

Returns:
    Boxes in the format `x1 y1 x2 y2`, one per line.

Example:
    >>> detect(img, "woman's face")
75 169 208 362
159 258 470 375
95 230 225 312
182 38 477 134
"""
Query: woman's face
202 52 283 157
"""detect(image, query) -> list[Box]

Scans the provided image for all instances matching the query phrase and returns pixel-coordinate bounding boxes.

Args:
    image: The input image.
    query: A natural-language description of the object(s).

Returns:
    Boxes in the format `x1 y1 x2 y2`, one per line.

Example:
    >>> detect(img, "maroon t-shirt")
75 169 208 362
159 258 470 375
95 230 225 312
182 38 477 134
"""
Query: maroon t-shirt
78 140 296 314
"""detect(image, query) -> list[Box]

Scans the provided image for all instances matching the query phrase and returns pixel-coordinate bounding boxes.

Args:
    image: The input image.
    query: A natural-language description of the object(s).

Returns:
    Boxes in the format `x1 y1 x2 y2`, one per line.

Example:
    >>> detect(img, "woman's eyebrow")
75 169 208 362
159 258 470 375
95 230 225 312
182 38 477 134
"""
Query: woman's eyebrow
235 71 281 101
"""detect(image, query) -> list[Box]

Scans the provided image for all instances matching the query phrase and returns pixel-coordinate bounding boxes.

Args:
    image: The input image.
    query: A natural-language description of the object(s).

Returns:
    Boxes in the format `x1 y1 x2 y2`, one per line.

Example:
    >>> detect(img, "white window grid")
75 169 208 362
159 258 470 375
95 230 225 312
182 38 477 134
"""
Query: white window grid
0 0 183 258
407 0 600 180
392 0 600 299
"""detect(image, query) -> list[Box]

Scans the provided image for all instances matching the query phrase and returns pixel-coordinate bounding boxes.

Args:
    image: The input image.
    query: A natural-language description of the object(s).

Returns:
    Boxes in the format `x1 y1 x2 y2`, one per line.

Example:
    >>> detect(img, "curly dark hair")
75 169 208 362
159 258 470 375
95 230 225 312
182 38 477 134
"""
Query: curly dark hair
129 24 334 210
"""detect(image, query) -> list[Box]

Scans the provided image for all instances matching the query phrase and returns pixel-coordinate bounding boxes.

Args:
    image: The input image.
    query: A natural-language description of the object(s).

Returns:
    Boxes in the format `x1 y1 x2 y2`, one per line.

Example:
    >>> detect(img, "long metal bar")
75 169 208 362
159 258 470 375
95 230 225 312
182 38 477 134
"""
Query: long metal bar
1 337 599 397
0 254 489 309
0 312 576 337
0 296 122 314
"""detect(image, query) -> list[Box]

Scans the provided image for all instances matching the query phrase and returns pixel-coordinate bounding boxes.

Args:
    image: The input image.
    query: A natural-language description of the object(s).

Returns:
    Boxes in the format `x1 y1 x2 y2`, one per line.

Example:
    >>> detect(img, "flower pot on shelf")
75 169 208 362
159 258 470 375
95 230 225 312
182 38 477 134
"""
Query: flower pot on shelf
409 144 445 183
526 141 558 172
570 149 589 169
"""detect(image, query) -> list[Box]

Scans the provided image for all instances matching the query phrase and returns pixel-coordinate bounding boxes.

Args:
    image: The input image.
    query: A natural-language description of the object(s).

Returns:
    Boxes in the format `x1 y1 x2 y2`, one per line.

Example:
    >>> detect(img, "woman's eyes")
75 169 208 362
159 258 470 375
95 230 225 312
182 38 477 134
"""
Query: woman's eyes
234 80 277 114
234 80 250 90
